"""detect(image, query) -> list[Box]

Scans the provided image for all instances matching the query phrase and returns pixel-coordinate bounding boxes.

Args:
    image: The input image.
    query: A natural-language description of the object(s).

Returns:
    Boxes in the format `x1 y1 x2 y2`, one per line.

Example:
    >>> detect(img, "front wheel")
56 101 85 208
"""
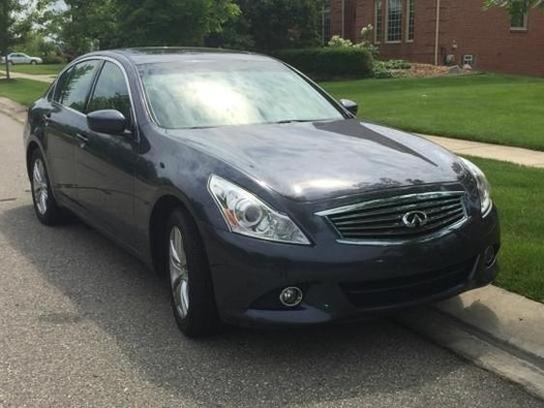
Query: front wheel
165 208 221 337
30 149 68 226
31 60 37 65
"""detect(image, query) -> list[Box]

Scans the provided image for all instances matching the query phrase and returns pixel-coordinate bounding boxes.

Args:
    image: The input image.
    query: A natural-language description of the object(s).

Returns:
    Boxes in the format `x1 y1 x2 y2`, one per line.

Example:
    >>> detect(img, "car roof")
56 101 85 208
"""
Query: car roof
85 47 275 66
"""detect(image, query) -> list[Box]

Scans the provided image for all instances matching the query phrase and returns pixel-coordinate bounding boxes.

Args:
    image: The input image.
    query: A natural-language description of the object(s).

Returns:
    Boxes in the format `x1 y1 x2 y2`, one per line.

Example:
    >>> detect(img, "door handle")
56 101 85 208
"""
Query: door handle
75 133 89 146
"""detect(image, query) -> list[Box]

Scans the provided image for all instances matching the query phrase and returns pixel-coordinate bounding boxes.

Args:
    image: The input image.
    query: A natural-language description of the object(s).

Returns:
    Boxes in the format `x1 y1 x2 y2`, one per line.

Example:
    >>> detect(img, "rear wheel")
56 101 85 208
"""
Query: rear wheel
29 149 67 226
31 60 37 65
165 208 221 337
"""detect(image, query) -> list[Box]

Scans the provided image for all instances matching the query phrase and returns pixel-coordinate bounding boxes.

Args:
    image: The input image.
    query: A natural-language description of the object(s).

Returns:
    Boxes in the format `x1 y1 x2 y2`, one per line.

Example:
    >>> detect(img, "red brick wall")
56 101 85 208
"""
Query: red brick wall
330 0 544 76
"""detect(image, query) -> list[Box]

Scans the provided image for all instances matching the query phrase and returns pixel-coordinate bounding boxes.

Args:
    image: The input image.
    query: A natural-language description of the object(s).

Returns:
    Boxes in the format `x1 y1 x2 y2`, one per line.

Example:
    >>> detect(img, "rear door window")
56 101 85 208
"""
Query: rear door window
55 60 101 113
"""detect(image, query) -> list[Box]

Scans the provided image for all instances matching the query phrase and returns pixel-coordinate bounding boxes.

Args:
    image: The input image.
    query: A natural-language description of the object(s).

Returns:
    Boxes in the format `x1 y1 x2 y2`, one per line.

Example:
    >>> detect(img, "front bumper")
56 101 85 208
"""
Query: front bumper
201 206 500 328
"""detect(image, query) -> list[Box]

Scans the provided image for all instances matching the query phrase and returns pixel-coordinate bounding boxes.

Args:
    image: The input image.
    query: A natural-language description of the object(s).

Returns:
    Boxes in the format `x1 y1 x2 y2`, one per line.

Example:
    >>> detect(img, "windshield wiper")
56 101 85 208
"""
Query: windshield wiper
274 119 319 124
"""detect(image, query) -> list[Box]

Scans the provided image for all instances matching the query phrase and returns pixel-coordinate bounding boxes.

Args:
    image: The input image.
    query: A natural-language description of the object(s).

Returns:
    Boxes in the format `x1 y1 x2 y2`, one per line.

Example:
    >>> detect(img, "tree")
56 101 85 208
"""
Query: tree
0 0 23 79
117 0 240 47
216 0 324 52
484 0 544 14
38 0 121 58
38 0 240 56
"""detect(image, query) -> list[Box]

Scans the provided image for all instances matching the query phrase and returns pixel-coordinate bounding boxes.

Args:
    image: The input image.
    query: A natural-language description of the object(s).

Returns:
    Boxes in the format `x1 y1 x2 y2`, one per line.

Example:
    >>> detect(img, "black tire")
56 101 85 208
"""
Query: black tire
164 208 222 337
31 60 37 65
29 149 68 226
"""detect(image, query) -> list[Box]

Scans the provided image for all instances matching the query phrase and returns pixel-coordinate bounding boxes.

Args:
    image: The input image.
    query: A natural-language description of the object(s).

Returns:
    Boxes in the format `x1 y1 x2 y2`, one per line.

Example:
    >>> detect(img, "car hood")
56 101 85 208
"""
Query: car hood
167 119 466 202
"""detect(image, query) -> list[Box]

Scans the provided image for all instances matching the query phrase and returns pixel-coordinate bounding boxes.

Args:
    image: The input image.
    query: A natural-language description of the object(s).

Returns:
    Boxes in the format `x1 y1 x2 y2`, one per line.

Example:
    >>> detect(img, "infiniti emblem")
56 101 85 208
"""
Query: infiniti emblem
402 210 428 228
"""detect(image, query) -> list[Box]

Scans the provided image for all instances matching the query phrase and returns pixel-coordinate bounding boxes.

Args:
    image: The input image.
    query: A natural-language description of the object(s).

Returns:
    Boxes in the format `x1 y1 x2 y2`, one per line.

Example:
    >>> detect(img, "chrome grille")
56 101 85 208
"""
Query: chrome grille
318 191 467 241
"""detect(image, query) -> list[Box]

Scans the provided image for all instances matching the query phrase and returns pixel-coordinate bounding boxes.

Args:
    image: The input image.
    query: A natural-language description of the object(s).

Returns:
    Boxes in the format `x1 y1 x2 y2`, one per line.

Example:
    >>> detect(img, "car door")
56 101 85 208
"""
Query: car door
20 53 31 64
44 60 101 205
11 53 23 64
76 60 139 247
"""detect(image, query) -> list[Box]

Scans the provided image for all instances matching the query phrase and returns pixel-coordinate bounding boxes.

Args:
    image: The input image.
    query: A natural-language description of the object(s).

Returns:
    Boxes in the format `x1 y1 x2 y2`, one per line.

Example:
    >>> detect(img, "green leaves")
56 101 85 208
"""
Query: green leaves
484 0 544 13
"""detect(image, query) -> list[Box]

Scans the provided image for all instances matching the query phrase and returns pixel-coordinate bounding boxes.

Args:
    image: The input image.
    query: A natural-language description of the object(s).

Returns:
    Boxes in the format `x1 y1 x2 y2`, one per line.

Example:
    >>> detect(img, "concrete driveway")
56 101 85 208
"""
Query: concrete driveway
0 112 542 408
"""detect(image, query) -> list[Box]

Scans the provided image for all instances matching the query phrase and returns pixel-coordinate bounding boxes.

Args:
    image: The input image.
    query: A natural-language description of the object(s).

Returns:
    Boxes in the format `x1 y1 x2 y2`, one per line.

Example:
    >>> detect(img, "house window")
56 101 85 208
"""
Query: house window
510 10 528 30
375 0 383 43
406 0 415 41
387 0 403 42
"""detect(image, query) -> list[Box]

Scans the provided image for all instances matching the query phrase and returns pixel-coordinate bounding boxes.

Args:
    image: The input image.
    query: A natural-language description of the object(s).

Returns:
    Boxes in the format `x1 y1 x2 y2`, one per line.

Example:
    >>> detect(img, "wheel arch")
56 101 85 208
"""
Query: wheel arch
148 193 202 273
26 141 42 179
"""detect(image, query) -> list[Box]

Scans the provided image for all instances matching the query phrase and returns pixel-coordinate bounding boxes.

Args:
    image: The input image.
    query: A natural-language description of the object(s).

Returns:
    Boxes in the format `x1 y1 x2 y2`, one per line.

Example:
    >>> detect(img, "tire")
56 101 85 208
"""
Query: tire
31 60 37 65
29 149 67 226
164 208 221 337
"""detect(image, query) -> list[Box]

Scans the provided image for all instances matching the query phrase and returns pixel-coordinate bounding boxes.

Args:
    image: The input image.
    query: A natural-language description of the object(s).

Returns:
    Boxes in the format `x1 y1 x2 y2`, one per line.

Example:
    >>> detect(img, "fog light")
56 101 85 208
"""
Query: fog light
484 246 496 268
279 287 303 307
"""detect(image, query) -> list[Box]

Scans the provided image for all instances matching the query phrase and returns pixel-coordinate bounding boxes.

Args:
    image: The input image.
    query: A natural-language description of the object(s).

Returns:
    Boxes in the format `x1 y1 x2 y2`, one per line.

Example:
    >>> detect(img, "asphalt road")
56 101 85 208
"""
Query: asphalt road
1 112 542 408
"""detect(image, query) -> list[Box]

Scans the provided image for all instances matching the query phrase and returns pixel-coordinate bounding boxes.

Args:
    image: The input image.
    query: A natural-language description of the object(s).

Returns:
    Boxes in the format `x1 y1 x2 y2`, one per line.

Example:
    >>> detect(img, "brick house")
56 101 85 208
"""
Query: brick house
329 0 544 76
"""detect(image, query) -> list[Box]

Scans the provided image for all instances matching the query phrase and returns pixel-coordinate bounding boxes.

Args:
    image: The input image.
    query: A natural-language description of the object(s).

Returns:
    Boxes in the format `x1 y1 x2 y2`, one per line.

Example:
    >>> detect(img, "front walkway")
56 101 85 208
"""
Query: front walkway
422 134 544 168
0 72 55 84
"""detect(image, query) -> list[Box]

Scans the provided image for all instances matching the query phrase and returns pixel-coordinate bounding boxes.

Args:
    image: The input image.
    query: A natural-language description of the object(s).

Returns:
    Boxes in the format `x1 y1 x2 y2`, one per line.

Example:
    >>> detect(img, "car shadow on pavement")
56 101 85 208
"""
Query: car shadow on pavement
0 203 496 407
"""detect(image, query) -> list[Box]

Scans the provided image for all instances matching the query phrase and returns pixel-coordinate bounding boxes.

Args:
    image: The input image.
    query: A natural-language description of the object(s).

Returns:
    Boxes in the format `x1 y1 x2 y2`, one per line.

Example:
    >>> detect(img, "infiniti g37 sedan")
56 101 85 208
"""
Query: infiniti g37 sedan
24 48 500 337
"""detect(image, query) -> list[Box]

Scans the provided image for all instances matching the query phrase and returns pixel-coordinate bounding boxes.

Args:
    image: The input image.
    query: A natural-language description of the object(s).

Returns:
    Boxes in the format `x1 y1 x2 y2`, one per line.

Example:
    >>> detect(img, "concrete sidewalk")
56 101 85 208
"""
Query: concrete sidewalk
0 71 56 84
422 134 544 168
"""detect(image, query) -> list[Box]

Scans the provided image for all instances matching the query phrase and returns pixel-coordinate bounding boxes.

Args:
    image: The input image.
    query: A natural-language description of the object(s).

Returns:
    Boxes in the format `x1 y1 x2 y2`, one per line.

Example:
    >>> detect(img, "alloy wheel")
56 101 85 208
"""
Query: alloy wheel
32 158 49 215
169 226 189 319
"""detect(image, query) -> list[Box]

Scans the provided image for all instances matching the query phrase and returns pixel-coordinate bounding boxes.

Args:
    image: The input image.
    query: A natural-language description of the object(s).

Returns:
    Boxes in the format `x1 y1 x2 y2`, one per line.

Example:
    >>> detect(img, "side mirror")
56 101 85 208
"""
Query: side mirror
87 109 127 135
340 99 359 116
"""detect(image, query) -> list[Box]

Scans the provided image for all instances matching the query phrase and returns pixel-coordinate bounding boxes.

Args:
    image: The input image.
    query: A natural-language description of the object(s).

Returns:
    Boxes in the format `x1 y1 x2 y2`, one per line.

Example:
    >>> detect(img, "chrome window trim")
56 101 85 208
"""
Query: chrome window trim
51 56 139 133
316 191 470 246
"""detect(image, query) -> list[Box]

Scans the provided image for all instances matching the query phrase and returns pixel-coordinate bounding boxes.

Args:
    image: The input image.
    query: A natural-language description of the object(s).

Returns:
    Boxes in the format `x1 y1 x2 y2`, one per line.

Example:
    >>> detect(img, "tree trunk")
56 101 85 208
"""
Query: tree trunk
4 53 10 80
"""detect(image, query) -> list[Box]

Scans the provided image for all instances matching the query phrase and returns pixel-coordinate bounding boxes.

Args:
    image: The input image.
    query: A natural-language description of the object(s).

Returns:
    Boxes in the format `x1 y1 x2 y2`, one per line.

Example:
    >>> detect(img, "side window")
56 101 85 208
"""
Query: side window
88 62 132 126
58 60 100 113
53 67 73 103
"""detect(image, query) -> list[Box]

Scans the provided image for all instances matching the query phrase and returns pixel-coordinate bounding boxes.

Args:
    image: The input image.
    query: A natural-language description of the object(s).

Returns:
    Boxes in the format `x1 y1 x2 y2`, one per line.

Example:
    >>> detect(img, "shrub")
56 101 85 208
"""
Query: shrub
42 52 67 65
381 59 411 70
373 61 394 79
372 59 412 79
274 47 374 80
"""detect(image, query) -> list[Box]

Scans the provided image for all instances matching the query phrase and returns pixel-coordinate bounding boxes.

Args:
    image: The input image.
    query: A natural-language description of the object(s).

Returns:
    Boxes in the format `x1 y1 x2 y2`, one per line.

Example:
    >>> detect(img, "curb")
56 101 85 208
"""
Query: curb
0 97 26 124
398 286 544 400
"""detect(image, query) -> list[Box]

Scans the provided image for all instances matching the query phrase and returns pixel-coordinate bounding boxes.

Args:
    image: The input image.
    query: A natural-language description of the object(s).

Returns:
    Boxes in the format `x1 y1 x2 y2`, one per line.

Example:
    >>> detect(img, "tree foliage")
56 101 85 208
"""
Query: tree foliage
17 0 324 59
36 0 239 56
228 0 324 51
117 0 240 47
484 0 544 13
0 0 25 78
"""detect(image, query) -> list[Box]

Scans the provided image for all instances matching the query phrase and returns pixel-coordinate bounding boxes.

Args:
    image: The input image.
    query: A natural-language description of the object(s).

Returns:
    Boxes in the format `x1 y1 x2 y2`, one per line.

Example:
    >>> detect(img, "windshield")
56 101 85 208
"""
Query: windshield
138 59 344 129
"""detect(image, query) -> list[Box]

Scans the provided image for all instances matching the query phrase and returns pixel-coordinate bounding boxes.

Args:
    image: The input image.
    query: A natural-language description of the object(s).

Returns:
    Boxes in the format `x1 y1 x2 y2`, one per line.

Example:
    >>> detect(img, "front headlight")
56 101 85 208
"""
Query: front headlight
460 158 492 216
208 175 311 245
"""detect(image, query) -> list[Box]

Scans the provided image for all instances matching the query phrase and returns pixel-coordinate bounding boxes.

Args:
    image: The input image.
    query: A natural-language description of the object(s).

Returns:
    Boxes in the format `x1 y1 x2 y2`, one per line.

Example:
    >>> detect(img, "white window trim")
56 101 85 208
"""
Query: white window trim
510 11 528 31
406 0 415 43
375 0 382 44
385 0 403 44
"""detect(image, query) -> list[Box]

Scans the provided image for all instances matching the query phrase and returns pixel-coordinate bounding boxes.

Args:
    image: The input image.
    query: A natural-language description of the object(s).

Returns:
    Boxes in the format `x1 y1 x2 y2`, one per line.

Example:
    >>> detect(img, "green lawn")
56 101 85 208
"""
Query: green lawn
470 157 544 303
9 64 65 76
0 79 49 106
322 74 544 151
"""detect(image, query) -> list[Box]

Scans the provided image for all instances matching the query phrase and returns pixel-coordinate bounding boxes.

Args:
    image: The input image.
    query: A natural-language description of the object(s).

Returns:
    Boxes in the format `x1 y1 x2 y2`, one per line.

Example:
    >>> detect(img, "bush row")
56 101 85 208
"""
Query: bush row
274 47 374 80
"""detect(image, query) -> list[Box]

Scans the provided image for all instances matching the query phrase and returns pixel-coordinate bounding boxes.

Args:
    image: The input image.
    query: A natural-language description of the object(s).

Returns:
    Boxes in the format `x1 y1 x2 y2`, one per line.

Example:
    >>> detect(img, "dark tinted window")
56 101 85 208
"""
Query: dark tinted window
57 60 100 112
88 62 132 124
53 67 73 102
